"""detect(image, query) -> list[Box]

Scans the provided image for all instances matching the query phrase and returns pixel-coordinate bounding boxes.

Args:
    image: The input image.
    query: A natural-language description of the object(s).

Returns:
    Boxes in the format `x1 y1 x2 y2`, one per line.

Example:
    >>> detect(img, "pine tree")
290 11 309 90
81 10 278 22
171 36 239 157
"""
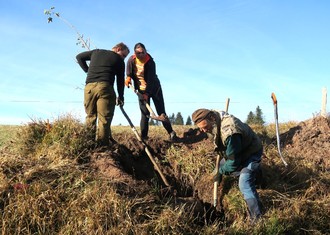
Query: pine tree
185 116 192 125
246 111 255 125
174 112 184 125
255 106 265 125
169 113 175 124
246 106 265 126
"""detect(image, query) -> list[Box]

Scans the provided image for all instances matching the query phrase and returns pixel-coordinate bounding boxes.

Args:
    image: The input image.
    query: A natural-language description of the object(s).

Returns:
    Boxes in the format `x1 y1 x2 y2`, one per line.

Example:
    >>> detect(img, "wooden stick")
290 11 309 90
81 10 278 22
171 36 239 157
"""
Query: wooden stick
213 98 230 207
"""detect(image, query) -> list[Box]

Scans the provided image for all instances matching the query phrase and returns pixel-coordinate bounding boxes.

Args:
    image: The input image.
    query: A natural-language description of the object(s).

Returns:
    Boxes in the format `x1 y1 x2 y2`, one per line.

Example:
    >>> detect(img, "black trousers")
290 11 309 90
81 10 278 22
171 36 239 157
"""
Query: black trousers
138 86 173 138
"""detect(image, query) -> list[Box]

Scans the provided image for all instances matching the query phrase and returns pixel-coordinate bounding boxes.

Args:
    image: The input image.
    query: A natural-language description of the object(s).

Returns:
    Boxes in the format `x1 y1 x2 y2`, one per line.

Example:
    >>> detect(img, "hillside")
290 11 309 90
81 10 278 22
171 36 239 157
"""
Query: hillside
0 116 329 234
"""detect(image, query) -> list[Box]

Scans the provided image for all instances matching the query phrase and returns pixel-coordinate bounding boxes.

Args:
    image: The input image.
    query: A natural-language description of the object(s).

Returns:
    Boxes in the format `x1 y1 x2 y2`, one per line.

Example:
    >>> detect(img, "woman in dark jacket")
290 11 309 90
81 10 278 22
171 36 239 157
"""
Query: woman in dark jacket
125 43 177 141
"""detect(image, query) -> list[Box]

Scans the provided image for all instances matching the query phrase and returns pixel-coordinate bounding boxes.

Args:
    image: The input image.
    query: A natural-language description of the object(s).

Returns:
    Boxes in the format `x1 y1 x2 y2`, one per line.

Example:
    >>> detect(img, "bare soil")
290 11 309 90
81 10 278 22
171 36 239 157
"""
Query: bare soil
281 116 330 171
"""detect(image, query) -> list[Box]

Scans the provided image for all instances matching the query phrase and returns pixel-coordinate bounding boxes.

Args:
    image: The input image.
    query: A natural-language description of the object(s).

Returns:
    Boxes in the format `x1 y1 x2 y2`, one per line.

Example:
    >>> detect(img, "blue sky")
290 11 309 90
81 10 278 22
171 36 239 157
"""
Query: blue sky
0 0 329 126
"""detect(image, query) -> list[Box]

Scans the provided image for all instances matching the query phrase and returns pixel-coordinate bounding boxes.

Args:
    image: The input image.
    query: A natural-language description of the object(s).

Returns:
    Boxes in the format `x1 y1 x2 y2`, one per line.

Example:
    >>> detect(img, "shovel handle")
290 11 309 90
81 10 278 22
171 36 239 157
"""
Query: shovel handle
225 98 230 113
271 92 277 105
213 181 218 207
213 154 221 207
213 97 230 207
129 85 168 122
120 105 170 187
129 85 154 113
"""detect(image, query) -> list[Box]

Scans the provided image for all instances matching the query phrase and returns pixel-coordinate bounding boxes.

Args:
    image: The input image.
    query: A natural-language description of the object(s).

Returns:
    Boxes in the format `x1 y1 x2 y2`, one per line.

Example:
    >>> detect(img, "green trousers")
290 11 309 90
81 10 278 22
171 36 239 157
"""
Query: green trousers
84 82 116 146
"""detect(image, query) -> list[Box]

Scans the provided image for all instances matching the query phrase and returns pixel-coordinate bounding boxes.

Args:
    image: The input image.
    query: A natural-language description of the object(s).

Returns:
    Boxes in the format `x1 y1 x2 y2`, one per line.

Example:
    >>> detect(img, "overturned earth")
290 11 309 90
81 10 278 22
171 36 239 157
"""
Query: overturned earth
86 116 330 222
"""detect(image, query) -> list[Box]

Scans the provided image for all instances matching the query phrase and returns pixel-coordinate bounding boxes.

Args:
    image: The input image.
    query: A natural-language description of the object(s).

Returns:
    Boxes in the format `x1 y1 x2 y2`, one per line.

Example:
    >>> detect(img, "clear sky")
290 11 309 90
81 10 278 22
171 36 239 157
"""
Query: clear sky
1 0 329 126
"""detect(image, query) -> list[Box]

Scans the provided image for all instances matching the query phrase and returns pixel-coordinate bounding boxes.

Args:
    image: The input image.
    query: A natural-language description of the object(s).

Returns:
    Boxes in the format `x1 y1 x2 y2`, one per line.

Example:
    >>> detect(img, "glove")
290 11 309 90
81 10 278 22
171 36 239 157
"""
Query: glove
125 77 132 87
116 97 124 106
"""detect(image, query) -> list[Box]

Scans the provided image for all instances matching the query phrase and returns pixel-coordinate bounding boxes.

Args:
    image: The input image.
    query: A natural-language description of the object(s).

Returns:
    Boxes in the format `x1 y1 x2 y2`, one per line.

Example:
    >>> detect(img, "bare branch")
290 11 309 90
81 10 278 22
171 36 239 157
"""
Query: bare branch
43 6 95 50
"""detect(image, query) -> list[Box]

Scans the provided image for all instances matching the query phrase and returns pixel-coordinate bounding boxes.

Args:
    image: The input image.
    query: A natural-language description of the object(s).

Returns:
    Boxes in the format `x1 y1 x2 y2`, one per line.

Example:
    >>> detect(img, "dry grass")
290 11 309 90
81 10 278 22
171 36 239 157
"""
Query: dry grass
0 116 329 234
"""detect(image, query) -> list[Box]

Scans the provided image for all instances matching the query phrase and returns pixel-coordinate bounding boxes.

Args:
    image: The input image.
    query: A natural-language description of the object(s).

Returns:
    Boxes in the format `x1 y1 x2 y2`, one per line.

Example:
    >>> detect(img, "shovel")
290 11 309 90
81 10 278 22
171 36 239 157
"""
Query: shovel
213 98 230 207
271 92 288 167
119 105 171 187
128 85 169 122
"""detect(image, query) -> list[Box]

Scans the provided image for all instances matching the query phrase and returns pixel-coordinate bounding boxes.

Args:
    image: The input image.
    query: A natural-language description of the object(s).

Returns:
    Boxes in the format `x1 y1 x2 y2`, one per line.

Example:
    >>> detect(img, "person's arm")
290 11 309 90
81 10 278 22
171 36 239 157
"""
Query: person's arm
76 50 92 73
145 58 157 95
116 61 125 101
219 134 243 174
126 57 134 77
125 57 136 88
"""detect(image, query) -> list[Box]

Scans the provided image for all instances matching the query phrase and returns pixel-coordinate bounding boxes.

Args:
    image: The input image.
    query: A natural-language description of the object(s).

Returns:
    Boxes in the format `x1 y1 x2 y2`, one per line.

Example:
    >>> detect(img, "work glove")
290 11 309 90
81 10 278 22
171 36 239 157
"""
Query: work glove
116 97 124 106
125 77 132 88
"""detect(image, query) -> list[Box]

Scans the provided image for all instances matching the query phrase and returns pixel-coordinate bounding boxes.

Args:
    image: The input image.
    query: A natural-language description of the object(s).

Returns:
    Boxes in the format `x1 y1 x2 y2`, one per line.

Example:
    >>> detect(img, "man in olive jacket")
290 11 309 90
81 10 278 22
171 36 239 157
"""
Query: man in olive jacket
192 108 263 221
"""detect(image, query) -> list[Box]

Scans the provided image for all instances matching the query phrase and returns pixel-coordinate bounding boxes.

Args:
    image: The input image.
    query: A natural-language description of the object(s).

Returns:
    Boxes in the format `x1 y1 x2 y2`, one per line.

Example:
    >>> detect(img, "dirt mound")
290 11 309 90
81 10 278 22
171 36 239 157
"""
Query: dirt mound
87 117 330 222
88 143 156 197
281 116 330 170
86 129 220 222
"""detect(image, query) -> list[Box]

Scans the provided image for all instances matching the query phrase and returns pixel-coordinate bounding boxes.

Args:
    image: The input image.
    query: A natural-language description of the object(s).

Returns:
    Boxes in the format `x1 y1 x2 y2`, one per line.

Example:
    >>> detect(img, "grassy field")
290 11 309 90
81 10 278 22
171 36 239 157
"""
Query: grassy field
0 117 329 234
0 125 21 147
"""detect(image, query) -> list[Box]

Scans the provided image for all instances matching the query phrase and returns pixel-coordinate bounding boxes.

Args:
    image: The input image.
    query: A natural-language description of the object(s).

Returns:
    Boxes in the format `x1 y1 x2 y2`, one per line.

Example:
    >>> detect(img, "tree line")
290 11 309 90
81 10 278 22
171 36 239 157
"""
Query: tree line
149 112 191 126
149 106 265 126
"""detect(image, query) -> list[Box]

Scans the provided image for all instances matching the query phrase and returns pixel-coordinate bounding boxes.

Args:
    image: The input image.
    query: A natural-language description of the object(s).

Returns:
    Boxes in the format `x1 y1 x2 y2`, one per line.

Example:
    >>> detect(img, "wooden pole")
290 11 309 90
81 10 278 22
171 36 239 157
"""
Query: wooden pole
321 87 327 118
213 98 230 207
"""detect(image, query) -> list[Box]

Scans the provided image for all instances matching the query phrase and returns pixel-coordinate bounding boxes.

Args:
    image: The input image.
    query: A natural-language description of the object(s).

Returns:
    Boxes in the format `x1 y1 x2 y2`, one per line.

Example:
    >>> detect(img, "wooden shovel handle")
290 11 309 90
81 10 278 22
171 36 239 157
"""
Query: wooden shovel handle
271 92 277 105
213 97 230 207
225 98 230 112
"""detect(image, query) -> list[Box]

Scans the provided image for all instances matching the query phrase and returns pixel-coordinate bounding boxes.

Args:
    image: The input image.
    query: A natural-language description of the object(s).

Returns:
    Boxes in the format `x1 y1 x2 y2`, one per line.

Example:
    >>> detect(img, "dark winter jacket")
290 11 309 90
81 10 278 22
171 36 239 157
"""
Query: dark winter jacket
126 53 161 96
76 49 125 100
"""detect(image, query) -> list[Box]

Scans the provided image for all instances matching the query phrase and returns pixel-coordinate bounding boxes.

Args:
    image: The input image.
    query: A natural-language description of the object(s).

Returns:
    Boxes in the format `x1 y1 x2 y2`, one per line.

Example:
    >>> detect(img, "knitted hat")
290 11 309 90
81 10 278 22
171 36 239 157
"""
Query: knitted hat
192 109 211 124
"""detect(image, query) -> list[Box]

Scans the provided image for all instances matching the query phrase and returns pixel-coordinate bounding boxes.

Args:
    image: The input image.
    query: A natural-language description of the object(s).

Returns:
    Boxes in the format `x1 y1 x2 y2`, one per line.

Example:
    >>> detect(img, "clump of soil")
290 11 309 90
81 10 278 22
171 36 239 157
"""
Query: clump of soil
281 116 330 170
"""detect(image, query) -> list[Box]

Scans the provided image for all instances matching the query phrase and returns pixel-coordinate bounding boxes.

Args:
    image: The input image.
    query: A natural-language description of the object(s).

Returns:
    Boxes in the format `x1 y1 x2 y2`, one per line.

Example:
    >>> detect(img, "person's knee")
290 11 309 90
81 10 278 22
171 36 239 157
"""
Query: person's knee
239 172 256 199
238 171 250 190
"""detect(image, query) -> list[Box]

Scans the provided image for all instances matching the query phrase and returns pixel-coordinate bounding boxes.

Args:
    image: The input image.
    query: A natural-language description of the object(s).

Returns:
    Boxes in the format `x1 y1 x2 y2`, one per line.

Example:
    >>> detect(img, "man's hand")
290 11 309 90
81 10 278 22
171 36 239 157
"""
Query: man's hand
116 97 124 106
125 77 132 88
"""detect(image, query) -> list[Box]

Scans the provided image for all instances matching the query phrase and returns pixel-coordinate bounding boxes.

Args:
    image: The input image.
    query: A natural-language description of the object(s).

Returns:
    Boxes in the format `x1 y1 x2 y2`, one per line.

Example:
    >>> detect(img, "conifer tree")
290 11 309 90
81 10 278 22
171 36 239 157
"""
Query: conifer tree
246 106 265 126
255 106 265 125
169 113 175 124
246 111 255 125
185 116 192 125
174 112 184 125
